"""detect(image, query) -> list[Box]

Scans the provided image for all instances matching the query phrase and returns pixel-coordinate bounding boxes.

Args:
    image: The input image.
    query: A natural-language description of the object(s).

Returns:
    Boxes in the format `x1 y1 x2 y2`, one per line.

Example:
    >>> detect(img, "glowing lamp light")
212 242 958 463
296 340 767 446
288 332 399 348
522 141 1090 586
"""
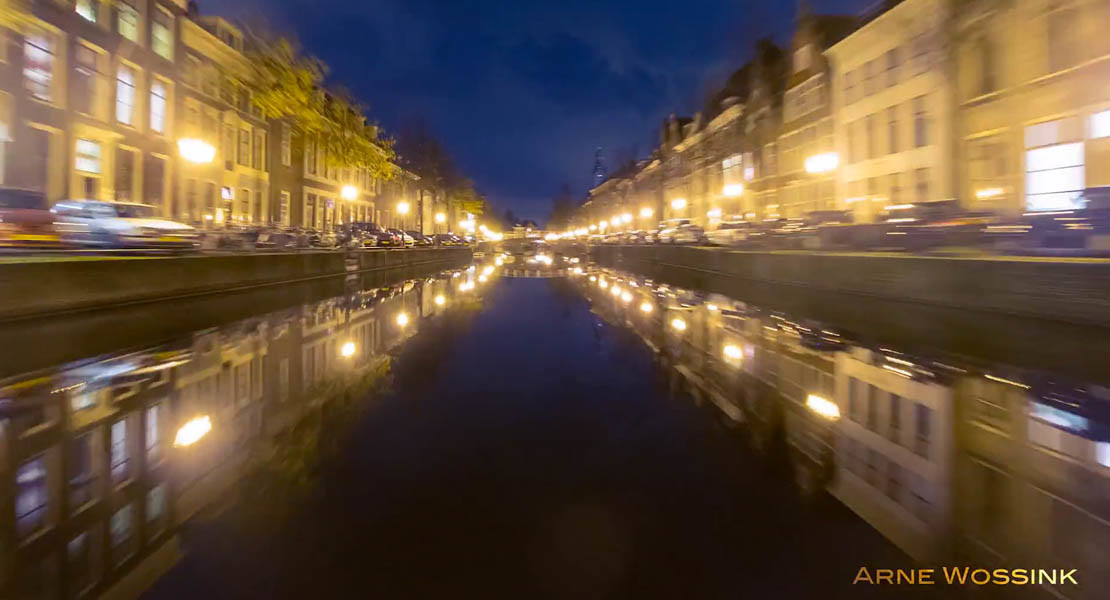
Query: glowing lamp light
671 198 688 210
806 394 841 420
610 285 621 297
397 201 411 215
620 291 632 303
341 185 358 200
174 416 212 447
589 224 598 231
975 187 1003 199
589 275 597 282
177 138 216 164
723 183 744 197
599 220 609 229
804 152 839 174
340 341 356 358
396 312 410 327
723 344 743 361
435 212 447 224
495 257 504 266
707 208 722 219
640 301 653 313
670 317 687 332
621 213 633 224
434 294 446 306
640 207 654 218
478 274 488 283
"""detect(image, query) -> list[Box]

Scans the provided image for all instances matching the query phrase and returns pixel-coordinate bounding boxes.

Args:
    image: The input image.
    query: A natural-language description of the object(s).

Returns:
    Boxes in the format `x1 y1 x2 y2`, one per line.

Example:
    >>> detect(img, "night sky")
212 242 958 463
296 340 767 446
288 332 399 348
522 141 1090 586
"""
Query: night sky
205 0 865 220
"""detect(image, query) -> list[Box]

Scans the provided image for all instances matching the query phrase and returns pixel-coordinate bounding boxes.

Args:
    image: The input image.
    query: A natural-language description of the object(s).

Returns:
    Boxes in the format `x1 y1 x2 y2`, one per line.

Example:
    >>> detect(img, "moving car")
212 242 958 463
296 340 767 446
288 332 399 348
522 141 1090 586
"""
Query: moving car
705 219 758 247
0 187 62 249
52 200 198 249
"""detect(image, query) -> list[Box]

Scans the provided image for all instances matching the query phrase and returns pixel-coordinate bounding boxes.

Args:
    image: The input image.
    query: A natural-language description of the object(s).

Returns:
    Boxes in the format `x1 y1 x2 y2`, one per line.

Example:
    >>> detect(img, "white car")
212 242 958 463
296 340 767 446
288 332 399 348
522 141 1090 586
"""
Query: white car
705 220 757 246
52 200 198 249
656 218 691 244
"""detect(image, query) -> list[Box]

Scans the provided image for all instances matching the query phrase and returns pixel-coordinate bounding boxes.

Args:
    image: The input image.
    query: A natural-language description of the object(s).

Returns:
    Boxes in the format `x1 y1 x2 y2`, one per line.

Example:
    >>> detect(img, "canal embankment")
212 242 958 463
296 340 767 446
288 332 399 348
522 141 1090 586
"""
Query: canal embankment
0 248 471 321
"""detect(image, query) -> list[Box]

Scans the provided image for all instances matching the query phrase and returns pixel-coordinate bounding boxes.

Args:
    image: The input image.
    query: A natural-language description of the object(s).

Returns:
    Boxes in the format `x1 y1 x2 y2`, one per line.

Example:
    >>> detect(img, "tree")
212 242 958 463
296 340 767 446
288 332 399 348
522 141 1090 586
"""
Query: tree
245 33 396 178
546 184 574 231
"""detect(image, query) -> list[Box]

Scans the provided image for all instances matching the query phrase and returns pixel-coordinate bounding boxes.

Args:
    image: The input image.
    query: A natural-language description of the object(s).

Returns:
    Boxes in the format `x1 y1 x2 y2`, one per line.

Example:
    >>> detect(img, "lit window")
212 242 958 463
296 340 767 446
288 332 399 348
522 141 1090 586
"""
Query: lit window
73 45 99 116
145 404 160 463
23 33 54 102
146 484 165 527
118 0 139 42
149 79 167 133
15 456 49 537
1090 110 1110 139
110 419 129 484
75 139 102 174
109 504 134 564
1025 141 1084 211
115 64 135 125
76 0 98 23
281 123 291 166
152 8 173 61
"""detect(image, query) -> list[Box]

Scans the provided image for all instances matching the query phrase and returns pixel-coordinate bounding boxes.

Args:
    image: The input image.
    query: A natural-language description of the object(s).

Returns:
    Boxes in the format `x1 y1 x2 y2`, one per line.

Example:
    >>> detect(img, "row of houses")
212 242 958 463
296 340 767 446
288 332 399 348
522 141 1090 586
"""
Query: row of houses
0 0 458 233
575 0 1110 230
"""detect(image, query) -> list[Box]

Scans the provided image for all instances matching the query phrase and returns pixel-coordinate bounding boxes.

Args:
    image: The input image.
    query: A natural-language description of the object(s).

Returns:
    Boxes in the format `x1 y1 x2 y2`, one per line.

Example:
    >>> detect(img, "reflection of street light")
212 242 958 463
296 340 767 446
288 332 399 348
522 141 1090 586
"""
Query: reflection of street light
174 416 212 447
671 198 687 210
178 138 215 164
341 185 358 200
804 152 839 174
340 341 356 357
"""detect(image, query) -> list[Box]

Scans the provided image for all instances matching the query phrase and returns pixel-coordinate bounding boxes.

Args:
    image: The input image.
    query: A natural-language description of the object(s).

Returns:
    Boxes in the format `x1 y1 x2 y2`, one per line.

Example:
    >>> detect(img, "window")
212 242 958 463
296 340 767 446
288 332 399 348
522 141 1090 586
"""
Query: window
75 139 102 174
866 385 878 431
68 532 95 595
914 403 932 459
115 147 134 201
977 37 996 95
1091 110 1110 139
151 8 173 61
844 70 855 104
915 168 930 201
306 137 317 175
884 461 902 501
912 32 930 75
1048 8 1079 73
1025 142 1084 211
76 0 98 23
144 155 166 211
279 357 290 400
885 47 900 87
117 0 139 42
74 45 101 118
866 115 876 159
887 106 898 154
238 129 250 166
110 419 130 484
254 190 263 223
146 404 160 464
146 484 166 535
16 456 49 537
281 123 292 166
793 45 811 72
149 79 167 133
848 377 860 421
239 188 250 222
115 64 136 125
24 33 55 102
253 130 265 169
913 96 927 147
70 433 96 509
109 504 134 564
889 394 902 443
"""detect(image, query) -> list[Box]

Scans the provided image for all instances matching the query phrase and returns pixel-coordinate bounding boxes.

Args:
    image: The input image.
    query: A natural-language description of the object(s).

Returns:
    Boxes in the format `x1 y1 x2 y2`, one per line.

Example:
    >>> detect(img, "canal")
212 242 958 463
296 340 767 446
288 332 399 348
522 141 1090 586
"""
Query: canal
3 257 1105 599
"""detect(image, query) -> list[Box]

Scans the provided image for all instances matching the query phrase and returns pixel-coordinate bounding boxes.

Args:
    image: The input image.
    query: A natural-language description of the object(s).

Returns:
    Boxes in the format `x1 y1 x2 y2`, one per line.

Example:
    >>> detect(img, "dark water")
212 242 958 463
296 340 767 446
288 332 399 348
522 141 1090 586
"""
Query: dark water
4 261 1106 599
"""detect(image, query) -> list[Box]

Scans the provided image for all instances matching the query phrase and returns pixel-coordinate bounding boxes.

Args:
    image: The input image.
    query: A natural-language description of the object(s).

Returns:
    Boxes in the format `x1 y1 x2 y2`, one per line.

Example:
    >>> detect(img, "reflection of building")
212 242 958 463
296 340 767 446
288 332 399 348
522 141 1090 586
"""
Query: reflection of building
0 272 451 598
827 0 956 223
832 347 952 561
954 377 1110 599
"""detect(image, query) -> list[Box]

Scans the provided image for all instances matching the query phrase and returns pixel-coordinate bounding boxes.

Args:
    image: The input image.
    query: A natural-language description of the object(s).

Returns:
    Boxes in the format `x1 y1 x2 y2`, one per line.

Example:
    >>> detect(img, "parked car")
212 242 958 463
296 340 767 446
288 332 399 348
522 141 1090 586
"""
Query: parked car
0 187 62 249
350 222 401 248
673 223 706 244
52 200 198 249
387 228 414 247
705 219 758 247
406 230 432 247
656 219 692 244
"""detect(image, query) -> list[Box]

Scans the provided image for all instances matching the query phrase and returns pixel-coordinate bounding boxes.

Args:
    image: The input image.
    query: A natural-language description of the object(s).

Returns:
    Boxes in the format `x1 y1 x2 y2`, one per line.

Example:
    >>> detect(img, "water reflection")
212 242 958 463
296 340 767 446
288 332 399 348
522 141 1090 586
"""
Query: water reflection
0 263 496 599
572 266 1109 599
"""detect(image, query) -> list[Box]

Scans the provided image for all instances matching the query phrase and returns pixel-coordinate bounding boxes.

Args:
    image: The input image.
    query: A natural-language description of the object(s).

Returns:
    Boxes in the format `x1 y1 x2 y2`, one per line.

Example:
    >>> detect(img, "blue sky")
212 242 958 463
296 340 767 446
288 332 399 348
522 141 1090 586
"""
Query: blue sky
205 0 865 220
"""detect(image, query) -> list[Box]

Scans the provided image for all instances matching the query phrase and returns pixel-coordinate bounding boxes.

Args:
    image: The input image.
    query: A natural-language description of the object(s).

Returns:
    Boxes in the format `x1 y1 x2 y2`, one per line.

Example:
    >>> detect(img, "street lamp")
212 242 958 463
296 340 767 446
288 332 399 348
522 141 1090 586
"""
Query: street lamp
397 201 410 230
341 185 358 200
804 152 839 174
639 207 654 218
671 198 687 211
723 183 743 197
177 138 215 164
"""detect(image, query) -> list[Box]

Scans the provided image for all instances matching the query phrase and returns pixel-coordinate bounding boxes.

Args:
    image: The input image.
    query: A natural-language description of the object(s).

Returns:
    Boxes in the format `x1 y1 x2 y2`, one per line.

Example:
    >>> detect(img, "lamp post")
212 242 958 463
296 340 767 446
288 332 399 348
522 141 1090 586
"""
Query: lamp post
397 201 410 231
